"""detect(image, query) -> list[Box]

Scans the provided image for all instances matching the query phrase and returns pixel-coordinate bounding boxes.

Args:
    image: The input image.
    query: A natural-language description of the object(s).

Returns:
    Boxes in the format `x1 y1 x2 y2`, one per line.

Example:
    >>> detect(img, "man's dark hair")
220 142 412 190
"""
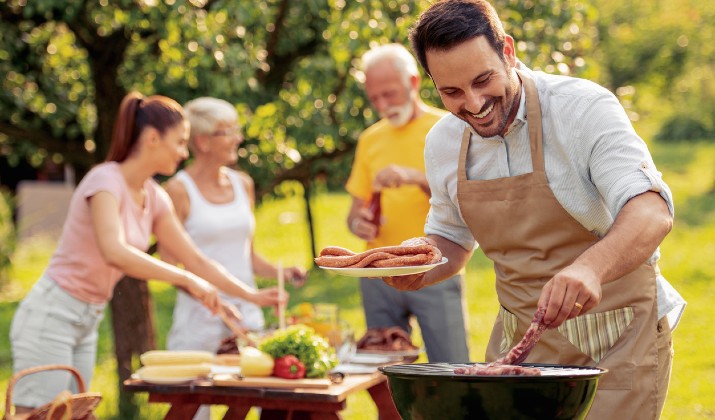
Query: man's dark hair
409 0 506 76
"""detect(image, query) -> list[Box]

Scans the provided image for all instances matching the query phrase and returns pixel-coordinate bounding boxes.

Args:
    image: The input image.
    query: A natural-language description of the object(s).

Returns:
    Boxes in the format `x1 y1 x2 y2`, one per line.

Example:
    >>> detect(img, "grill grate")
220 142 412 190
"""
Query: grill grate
381 362 605 378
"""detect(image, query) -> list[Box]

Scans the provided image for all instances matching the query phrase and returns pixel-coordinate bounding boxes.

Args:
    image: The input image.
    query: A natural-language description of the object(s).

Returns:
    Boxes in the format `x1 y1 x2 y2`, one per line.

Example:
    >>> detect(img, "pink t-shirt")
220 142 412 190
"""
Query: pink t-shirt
46 162 171 303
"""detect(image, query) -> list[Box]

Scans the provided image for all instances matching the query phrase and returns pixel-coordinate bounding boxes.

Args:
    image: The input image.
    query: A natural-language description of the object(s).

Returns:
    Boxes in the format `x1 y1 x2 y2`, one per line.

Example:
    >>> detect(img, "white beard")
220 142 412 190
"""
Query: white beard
381 97 415 128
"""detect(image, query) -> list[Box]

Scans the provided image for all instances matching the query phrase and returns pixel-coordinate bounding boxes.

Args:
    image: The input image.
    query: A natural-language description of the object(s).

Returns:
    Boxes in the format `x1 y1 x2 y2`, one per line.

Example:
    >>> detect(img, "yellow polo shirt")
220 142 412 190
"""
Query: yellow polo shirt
346 107 447 249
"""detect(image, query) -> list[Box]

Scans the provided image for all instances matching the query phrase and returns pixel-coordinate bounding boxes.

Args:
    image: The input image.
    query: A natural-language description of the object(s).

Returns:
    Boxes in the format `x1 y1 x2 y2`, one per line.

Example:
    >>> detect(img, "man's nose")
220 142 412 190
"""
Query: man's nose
463 90 486 115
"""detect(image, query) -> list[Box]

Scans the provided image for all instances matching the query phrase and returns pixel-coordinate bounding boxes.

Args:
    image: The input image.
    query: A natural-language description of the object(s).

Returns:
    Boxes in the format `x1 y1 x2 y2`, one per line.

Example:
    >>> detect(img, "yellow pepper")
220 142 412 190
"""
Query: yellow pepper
239 346 275 377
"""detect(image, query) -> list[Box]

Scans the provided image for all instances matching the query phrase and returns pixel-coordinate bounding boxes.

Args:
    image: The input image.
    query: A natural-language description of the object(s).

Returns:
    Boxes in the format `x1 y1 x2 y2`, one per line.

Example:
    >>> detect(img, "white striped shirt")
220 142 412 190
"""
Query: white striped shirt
424 66 685 328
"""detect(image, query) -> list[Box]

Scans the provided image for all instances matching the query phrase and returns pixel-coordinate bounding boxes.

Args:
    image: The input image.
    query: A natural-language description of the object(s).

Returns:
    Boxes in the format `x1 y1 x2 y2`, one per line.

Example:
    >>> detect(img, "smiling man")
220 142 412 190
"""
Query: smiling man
377 1 686 419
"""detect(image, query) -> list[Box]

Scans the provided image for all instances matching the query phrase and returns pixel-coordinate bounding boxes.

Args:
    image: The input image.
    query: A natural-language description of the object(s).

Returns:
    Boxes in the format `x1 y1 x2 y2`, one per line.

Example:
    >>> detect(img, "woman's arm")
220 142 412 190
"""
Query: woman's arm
89 191 220 311
236 170 306 286
152 197 285 307
157 177 190 266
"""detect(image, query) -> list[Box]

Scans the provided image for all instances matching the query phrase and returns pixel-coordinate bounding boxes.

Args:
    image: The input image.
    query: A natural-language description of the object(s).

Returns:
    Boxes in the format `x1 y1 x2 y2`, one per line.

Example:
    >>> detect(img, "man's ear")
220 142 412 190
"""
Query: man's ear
503 35 517 67
410 74 421 90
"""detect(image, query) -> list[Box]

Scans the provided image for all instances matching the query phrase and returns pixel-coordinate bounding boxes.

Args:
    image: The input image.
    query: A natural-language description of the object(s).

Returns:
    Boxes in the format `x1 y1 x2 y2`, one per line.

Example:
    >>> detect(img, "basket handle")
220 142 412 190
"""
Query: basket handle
5 365 87 416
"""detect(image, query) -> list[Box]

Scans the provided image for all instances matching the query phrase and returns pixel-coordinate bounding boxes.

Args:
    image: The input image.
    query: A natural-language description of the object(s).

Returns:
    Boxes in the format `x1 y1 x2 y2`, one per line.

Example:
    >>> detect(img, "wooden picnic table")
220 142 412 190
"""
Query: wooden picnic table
123 371 400 420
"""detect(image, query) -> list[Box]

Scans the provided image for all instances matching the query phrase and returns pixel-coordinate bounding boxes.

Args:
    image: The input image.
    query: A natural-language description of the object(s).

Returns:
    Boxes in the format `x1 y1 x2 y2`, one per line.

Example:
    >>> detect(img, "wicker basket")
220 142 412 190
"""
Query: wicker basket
3 365 102 420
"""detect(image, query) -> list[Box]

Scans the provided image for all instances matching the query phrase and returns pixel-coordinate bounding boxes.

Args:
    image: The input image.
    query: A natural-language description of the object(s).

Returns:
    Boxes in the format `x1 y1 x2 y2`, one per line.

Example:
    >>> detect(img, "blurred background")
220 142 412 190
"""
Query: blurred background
1 0 713 418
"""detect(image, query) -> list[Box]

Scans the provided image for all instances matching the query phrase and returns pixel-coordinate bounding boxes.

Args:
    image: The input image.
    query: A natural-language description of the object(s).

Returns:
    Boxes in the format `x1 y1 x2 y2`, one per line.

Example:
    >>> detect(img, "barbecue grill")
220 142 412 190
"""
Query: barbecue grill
379 363 606 420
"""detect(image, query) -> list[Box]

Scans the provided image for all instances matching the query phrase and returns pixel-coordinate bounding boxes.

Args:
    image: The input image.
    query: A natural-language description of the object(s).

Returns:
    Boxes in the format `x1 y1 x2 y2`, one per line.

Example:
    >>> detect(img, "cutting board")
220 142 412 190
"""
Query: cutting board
212 374 332 389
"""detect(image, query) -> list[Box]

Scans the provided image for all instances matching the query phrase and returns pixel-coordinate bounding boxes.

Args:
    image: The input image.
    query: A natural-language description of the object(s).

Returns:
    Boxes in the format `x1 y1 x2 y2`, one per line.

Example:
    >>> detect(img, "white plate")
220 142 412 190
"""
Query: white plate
348 353 396 365
331 363 379 375
319 257 448 278
356 348 423 357
137 375 198 385
210 365 242 376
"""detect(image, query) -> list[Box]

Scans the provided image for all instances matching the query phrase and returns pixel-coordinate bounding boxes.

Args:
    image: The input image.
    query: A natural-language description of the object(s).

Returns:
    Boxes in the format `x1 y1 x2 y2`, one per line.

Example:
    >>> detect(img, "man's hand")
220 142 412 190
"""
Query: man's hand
381 272 428 291
349 206 379 241
537 263 602 328
373 165 430 195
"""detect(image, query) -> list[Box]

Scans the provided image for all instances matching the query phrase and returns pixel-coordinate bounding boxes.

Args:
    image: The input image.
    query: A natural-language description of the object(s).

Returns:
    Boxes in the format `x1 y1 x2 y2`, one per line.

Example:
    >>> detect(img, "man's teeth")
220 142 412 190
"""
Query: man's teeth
471 103 494 119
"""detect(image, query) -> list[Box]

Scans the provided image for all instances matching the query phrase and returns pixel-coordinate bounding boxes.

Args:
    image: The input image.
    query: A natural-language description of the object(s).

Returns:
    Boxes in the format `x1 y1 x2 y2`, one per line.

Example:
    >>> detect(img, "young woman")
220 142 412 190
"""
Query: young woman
9 92 286 413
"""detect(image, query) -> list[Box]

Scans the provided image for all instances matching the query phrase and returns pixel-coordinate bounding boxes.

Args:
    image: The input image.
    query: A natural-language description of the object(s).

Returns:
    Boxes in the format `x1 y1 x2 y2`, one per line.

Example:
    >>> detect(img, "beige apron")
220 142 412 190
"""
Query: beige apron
456 69 664 419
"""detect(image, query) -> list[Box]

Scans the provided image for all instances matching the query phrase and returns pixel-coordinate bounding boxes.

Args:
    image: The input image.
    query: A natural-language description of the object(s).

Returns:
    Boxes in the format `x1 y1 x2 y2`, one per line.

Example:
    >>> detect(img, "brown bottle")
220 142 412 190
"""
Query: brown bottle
367 191 382 233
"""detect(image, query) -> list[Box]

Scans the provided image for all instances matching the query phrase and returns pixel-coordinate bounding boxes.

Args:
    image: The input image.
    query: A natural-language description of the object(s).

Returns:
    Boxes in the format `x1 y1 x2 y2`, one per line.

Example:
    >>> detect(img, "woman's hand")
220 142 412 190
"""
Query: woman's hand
184 273 221 314
250 286 289 308
283 266 308 287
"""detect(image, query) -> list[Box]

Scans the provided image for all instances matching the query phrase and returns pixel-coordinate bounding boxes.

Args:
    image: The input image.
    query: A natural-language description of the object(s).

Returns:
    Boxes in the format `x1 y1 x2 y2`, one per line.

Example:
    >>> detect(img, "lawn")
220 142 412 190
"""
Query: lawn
1 140 714 419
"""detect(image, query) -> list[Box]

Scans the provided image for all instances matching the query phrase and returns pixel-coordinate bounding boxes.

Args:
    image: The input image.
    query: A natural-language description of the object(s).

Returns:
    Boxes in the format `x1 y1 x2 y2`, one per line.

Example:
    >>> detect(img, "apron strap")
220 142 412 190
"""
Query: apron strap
457 127 471 182
515 69 545 174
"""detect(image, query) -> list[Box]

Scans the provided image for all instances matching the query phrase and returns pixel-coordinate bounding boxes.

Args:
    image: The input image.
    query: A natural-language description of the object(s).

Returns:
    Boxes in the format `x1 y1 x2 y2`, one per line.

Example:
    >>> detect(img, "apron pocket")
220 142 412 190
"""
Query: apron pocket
557 306 635 363
498 306 518 355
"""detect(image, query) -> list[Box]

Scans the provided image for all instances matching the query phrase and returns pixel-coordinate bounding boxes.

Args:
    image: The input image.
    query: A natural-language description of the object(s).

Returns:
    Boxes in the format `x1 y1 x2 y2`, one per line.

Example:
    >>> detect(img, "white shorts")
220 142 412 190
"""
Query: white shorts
10 274 106 408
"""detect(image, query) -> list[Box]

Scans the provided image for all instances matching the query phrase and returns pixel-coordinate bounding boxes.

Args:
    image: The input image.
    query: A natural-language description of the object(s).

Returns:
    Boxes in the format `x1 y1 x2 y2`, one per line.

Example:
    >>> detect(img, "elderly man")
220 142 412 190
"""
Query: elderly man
346 43 470 363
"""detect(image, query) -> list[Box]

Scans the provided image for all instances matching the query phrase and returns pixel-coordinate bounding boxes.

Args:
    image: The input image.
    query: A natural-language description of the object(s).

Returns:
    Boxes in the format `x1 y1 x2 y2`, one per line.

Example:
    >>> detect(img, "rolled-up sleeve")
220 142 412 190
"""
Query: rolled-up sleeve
423 120 477 251
581 92 674 219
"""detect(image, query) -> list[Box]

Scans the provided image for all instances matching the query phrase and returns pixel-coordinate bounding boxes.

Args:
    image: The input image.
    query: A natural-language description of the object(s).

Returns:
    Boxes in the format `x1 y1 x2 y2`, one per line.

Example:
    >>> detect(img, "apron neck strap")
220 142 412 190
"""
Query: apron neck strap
516 68 545 173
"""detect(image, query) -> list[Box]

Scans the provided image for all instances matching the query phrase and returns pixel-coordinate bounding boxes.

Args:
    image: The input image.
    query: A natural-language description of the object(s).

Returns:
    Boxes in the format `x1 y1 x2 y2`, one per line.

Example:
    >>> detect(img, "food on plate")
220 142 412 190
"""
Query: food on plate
239 346 275 377
273 355 307 379
136 363 212 379
139 350 214 366
356 327 419 352
315 237 441 269
259 325 338 378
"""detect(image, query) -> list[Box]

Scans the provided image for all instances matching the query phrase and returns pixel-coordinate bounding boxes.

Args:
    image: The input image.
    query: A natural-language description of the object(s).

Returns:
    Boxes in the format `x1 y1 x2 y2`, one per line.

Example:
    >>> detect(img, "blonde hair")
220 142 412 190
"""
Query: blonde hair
361 43 419 86
183 97 238 141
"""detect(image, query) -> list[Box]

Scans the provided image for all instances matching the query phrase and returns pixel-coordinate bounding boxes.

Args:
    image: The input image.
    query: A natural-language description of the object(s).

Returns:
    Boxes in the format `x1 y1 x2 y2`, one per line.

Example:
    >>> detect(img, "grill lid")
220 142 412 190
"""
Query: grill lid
380 362 606 379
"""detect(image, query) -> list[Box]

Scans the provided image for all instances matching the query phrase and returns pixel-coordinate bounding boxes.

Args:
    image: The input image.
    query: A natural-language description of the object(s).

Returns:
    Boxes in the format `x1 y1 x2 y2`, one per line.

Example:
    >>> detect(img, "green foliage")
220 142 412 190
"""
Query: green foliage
592 0 715 140
258 324 338 378
0 190 14 284
655 115 713 142
0 0 596 198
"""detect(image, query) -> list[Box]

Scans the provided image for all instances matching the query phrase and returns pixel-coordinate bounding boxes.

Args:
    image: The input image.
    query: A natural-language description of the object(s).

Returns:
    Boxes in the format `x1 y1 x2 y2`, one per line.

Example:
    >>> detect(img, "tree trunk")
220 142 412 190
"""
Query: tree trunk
302 180 318 263
110 276 156 418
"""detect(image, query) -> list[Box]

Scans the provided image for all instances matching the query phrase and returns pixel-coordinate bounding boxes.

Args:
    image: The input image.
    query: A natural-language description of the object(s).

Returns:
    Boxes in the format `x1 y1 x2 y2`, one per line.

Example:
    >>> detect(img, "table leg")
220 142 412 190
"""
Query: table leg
367 381 400 420
260 409 340 420
164 403 201 420
223 405 252 419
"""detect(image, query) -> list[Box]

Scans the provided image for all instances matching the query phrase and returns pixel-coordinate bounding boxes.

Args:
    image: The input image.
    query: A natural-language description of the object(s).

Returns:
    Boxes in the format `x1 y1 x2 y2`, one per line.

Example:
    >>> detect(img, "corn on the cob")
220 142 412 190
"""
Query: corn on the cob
139 350 214 366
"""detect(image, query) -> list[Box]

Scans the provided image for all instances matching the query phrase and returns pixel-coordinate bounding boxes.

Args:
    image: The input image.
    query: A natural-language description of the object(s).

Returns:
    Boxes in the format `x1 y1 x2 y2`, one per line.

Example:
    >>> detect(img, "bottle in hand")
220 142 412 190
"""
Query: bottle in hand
367 191 381 233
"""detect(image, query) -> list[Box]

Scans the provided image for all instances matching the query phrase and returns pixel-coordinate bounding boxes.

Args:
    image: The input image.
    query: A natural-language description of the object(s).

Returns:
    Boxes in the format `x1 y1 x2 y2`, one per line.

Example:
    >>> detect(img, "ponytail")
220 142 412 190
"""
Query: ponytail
106 91 185 162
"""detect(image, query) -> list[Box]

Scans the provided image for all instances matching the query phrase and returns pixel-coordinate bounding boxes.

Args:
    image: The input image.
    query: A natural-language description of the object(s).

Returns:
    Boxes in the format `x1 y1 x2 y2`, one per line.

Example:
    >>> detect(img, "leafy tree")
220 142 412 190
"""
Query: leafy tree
0 0 595 416
592 0 715 141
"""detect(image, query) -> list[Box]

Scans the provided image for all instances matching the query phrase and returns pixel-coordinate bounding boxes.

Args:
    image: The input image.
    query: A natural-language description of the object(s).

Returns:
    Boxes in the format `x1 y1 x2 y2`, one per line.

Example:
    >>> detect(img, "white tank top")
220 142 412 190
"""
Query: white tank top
176 169 264 329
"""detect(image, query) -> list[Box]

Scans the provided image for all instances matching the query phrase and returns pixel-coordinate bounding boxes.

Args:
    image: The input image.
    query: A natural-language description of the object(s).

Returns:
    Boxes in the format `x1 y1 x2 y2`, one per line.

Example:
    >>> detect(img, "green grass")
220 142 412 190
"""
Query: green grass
1 140 714 419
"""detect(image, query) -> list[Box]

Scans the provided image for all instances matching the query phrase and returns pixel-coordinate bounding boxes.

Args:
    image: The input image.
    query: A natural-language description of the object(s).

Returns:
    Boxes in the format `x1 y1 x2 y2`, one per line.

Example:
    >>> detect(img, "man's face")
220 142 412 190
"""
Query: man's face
427 36 520 138
364 60 416 127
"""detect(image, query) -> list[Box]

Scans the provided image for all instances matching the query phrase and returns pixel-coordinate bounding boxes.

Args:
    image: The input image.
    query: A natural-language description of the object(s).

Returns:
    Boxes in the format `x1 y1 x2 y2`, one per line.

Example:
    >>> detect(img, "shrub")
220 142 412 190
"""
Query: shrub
655 115 713 142
0 190 15 284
